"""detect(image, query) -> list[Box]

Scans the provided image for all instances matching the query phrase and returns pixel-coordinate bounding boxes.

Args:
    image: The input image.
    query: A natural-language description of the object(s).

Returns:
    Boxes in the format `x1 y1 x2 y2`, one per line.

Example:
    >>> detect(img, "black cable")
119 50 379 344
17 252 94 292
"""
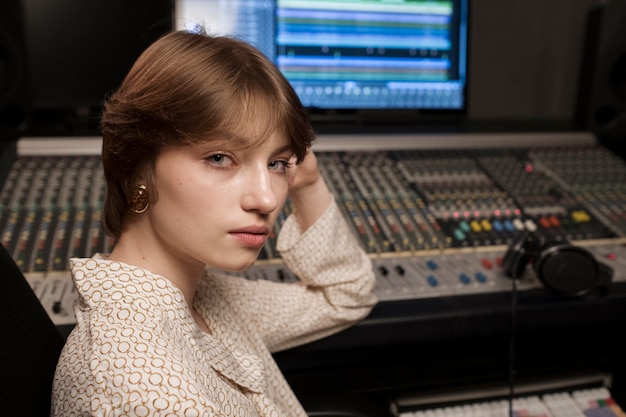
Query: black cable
508 274 518 417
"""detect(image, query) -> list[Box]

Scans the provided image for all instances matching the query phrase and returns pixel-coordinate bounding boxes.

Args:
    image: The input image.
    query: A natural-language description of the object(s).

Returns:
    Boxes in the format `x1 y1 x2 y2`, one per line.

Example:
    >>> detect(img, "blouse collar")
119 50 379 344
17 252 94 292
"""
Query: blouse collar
69 255 266 394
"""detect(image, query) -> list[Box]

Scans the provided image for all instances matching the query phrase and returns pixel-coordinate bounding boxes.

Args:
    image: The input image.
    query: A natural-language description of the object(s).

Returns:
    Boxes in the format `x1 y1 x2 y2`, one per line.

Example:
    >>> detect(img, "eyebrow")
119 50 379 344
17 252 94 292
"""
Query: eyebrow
272 143 295 156
192 134 294 157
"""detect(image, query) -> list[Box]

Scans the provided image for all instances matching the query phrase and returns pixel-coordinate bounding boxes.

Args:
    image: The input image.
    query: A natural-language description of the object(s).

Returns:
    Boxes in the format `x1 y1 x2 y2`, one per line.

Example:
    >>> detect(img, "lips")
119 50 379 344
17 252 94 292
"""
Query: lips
229 226 270 247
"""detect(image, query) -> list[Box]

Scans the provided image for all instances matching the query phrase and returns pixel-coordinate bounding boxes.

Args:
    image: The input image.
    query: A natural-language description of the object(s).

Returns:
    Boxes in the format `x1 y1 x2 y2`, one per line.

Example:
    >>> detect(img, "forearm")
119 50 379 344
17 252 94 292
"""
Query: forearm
269 200 377 351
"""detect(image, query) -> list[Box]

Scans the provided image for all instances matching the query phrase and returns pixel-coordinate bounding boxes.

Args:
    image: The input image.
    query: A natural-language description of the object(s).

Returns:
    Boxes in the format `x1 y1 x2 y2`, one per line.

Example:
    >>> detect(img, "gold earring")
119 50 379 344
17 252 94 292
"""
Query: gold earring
129 184 149 214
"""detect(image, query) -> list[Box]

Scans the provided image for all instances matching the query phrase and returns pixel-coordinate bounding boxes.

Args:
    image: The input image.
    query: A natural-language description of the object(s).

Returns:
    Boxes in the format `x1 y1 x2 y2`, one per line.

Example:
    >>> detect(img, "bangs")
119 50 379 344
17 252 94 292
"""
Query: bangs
210 84 312 161
230 90 286 145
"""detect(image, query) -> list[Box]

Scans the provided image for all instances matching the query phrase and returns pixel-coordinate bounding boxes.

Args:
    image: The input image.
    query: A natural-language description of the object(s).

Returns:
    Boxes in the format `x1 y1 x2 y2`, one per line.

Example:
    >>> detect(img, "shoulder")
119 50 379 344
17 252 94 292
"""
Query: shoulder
70 255 188 319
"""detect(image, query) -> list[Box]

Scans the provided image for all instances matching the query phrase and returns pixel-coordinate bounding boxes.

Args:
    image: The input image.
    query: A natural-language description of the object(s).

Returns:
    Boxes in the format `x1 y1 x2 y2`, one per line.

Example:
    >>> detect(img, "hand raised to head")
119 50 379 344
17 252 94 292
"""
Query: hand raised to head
286 148 332 230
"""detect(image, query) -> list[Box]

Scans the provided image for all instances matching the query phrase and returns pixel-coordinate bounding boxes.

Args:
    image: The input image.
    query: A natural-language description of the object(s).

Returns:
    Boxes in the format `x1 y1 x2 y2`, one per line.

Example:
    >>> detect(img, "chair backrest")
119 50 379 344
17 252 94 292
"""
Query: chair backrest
0 243 65 417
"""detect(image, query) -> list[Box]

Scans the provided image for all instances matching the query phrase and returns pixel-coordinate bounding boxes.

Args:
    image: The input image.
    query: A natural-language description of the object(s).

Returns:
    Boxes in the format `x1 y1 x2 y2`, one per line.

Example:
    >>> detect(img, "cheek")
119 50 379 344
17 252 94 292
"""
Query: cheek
156 175 210 216
273 176 290 204
151 184 220 238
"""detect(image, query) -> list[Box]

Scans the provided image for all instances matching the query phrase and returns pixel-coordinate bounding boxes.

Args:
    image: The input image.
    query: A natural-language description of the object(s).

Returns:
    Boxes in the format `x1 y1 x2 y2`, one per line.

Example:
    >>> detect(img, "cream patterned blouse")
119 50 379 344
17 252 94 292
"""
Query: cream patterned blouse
52 201 377 416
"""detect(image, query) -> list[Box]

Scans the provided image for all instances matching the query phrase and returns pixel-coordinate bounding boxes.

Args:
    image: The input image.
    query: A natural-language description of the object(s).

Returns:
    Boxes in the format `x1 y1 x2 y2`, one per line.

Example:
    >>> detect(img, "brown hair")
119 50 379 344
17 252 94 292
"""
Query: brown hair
100 30 315 238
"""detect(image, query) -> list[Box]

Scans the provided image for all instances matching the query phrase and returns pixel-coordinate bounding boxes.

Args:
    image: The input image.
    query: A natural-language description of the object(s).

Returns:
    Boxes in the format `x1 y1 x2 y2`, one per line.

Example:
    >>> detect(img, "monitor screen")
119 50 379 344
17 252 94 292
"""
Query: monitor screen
177 0 469 125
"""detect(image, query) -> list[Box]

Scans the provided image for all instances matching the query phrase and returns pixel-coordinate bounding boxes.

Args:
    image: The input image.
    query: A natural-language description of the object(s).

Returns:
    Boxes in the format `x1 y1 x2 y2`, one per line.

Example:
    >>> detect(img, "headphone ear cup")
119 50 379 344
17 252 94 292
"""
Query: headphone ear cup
596 262 615 294
533 243 602 297
503 232 537 279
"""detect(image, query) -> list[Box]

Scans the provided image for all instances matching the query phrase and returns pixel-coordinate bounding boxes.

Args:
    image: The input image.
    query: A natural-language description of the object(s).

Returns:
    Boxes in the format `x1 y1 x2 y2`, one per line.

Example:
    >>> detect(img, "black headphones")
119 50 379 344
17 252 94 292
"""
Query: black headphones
502 232 614 297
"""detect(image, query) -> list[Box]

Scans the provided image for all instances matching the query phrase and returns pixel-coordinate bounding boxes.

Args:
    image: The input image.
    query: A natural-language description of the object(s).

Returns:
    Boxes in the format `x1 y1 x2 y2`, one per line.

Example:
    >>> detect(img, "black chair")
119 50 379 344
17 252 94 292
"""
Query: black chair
0 243 65 417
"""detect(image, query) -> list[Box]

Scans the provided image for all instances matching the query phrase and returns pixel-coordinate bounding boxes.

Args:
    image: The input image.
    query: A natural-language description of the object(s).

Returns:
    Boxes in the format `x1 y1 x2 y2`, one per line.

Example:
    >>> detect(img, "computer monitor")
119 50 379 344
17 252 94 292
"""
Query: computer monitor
177 0 469 127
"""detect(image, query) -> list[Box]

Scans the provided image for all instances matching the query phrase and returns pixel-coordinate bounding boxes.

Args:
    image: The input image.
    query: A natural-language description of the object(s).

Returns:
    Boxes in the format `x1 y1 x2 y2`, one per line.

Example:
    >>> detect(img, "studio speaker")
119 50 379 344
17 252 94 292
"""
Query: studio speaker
0 0 29 140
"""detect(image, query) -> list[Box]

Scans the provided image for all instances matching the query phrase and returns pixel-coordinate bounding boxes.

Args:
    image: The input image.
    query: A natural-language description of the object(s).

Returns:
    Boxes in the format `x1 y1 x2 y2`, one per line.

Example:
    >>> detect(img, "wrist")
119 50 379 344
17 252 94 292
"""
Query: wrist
289 178 332 230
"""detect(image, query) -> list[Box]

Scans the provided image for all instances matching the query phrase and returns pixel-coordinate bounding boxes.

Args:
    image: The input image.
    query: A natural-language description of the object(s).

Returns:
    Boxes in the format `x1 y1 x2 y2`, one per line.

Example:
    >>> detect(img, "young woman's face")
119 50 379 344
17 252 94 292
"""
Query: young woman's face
146 130 294 272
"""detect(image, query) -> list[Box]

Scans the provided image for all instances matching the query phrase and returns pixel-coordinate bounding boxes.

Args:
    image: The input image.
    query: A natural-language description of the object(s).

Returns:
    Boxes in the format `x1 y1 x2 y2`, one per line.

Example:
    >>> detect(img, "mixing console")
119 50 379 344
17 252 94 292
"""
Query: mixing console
396 386 626 417
2 136 626 325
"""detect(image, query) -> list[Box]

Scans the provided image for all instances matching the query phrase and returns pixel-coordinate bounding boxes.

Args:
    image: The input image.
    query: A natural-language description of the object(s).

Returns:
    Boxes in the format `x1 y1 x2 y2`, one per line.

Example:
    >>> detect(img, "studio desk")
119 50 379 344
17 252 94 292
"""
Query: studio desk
2 132 626 415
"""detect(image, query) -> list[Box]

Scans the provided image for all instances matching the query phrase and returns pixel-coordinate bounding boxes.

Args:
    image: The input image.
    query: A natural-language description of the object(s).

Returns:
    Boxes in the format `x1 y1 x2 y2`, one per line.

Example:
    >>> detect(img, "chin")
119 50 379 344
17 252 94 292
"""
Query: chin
222 263 254 273
214 251 261 273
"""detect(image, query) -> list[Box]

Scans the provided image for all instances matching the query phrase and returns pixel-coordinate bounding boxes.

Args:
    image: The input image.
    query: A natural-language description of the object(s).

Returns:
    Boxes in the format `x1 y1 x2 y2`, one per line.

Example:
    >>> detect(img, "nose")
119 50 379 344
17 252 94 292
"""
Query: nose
241 166 279 214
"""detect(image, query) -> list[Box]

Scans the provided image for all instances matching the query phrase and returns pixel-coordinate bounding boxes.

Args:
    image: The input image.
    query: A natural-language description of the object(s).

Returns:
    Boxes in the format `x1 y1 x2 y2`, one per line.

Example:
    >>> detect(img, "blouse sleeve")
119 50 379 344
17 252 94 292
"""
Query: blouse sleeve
226 198 378 353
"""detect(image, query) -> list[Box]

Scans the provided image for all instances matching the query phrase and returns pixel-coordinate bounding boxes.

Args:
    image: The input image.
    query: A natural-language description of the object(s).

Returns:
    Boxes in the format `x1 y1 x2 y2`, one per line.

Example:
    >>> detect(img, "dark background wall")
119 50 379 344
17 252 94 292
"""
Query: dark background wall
467 0 600 122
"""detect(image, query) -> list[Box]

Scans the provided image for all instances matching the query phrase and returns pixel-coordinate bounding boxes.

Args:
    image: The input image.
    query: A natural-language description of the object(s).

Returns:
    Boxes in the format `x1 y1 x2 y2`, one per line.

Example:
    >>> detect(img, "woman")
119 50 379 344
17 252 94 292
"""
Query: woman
52 30 377 416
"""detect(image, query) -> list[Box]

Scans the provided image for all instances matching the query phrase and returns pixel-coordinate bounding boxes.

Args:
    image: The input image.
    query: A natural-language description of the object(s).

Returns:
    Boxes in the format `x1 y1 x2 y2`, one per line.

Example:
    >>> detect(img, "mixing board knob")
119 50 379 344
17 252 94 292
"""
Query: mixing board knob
524 219 537 232
481 259 493 269
427 275 439 287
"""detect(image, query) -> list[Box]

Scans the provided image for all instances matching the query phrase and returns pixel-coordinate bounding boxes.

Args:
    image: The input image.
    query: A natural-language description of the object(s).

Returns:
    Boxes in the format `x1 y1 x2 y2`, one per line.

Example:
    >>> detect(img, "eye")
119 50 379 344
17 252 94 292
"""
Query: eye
268 159 292 173
206 153 235 167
